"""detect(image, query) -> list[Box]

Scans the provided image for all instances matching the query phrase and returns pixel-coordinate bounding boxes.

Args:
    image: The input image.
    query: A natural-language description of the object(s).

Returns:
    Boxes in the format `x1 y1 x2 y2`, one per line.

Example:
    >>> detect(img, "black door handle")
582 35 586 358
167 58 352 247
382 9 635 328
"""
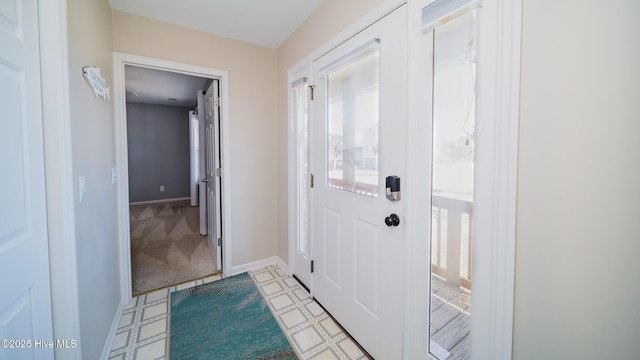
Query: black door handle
385 214 400 227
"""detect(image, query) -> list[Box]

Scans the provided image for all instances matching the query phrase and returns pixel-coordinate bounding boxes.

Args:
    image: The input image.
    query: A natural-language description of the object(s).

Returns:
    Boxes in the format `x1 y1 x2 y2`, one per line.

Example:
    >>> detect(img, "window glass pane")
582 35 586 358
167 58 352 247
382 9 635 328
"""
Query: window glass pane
327 51 379 197
293 84 310 256
428 9 475 360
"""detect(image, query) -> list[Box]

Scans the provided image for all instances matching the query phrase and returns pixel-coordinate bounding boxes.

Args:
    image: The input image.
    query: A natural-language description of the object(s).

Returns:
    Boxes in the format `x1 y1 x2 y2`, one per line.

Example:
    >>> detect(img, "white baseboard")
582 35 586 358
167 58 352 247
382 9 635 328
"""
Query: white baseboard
100 300 125 360
129 197 190 205
229 256 289 276
275 257 289 274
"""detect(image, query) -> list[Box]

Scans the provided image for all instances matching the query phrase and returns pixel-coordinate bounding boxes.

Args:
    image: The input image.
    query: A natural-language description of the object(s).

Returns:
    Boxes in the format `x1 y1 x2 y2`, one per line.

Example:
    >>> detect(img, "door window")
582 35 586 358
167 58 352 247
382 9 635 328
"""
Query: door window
292 79 310 256
326 51 380 197
428 8 476 359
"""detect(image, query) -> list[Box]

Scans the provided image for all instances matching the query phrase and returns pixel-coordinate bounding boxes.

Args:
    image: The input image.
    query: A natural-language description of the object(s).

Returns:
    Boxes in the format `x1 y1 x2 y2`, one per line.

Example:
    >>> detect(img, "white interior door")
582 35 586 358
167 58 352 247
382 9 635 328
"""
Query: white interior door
0 0 55 357
197 91 207 235
311 5 407 359
205 80 222 271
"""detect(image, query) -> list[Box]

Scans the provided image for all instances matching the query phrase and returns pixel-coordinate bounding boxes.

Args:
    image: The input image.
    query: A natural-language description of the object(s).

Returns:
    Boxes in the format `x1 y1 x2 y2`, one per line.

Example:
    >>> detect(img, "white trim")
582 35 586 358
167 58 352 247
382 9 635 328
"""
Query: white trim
405 1 435 358
471 0 520 358
275 257 290 274
229 256 286 276
99 302 125 360
317 37 380 75
291 76 308 88
39 0 82 358
286 65 313 293
112 52 233 303
129 197 191 206
287 62 309 273
405 0 519 358
421 0 479 32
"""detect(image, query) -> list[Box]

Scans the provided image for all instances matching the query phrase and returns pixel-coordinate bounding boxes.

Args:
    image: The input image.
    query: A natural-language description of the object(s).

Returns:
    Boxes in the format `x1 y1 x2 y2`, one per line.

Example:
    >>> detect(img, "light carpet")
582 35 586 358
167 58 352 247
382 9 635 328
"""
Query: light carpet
130 199 217 295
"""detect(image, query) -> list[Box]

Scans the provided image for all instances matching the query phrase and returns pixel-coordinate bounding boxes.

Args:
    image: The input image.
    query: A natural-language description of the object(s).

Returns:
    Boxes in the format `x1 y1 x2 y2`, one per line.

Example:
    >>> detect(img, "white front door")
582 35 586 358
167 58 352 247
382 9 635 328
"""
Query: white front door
311 5 407 359
0 0 55 357
205 80 222 271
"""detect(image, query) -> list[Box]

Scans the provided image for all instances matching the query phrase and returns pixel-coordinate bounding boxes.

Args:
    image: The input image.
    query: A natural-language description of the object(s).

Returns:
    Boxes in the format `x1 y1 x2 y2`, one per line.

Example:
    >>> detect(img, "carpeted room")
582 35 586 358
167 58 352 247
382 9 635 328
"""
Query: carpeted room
126 100 219 295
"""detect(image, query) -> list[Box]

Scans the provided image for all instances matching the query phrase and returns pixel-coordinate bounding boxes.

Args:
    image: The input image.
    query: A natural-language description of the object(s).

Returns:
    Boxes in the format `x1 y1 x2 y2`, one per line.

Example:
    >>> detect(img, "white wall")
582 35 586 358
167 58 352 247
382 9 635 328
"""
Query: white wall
112 11 279 268
66 0 120 358
514 0 640 358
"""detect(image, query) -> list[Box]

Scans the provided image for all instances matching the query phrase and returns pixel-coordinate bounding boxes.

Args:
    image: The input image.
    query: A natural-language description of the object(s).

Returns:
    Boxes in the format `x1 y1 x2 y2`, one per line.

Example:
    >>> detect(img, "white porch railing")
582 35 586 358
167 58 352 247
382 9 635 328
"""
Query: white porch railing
431 194 473 290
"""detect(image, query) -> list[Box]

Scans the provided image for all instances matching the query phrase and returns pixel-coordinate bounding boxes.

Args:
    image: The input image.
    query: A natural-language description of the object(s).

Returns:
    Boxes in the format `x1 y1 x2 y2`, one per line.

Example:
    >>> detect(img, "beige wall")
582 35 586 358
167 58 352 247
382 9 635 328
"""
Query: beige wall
277 0 640 358
514 0 640 358
276 0 386 263
67 0 120 358
112 11 279 267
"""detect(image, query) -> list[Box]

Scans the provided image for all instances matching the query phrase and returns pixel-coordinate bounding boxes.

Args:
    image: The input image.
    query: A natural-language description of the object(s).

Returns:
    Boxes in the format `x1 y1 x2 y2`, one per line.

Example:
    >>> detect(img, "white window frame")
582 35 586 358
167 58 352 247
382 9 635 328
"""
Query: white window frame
287 65 314 289
405 0 521 359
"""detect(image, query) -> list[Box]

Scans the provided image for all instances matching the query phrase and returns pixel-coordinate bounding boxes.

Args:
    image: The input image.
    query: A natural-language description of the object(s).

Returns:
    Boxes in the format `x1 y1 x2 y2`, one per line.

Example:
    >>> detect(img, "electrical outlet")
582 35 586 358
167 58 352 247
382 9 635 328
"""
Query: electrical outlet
160 186 165 192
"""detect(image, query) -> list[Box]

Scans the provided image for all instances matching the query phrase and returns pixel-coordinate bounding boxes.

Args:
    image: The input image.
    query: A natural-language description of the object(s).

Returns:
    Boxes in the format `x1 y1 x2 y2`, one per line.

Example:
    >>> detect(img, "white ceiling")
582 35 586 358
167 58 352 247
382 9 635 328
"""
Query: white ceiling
124 66 211 108
116 1 325 108
108 0 325 49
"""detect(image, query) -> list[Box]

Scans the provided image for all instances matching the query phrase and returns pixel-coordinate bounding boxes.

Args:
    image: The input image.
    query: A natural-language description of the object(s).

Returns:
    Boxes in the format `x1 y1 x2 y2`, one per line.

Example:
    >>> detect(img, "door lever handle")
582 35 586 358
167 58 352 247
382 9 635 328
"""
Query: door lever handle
201 178 209 182
385 214 400 227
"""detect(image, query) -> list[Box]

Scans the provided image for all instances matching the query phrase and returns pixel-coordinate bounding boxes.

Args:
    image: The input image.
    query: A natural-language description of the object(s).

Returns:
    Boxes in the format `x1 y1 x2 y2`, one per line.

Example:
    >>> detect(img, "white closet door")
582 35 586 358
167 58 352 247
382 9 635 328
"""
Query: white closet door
0 0 55 357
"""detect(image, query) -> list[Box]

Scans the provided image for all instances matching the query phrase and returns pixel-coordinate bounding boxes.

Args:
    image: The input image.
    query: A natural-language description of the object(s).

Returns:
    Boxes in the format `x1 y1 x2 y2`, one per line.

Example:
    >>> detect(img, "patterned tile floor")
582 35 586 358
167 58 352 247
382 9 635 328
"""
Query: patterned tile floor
109 265 368 359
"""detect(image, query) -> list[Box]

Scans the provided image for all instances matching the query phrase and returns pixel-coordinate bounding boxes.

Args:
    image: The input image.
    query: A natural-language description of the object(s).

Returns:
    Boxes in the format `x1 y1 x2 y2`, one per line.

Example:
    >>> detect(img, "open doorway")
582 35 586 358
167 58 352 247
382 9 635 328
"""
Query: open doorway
124 65 220 295
113 54 231 300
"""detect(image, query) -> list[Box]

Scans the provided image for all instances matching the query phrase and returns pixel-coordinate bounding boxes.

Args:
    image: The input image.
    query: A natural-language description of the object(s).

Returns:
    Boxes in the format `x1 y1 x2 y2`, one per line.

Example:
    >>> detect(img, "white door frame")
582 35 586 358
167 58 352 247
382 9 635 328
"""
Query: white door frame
468 0 521 356
287 0 520 358
287 67 313 291
112 52 232 300
39 0 82 358
405 0 521 359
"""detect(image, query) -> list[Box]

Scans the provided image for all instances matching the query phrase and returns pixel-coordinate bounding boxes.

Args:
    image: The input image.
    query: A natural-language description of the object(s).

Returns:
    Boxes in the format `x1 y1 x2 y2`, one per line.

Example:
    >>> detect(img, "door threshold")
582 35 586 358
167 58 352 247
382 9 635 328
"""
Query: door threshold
292 274 310 293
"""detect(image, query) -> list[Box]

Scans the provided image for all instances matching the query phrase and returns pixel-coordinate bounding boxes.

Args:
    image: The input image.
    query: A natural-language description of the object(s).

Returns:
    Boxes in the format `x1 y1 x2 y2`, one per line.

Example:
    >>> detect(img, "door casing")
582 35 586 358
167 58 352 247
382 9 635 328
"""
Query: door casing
112 53 232 301
288 70 313 291
204 79 223 271
39 0 83 357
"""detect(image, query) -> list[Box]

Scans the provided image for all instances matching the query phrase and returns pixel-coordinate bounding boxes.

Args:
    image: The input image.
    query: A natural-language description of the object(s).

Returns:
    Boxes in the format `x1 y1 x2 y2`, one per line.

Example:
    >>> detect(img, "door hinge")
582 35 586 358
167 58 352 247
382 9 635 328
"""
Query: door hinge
215 168 222 177
217 237 222 247
214 97 221 107
310 260 314 273
308 85 315 101
310 173 314 188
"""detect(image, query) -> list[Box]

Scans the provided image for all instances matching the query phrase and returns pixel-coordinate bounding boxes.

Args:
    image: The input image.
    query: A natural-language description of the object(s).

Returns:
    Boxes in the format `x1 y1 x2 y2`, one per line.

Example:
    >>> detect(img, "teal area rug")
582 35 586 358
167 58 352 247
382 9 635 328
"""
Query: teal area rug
169 272 298 360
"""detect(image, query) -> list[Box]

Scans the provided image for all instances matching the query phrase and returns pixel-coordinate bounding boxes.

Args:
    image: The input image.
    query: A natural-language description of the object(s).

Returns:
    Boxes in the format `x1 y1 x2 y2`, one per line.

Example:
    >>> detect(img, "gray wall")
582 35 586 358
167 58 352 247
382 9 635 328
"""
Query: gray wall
126 102 193 202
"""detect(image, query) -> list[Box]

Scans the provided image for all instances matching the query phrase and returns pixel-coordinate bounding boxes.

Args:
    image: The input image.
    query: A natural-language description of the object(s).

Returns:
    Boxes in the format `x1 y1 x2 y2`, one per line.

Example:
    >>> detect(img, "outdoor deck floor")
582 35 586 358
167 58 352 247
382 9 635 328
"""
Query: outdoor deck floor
430 275 471 360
